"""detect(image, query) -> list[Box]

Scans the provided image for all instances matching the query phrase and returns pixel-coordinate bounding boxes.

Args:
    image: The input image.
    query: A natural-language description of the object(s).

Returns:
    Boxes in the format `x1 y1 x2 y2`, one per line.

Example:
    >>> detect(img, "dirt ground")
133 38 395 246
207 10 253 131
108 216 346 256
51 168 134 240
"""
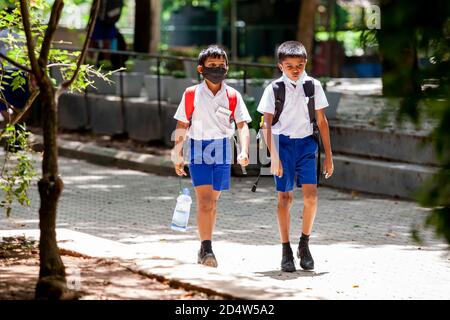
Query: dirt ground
0 236 223 300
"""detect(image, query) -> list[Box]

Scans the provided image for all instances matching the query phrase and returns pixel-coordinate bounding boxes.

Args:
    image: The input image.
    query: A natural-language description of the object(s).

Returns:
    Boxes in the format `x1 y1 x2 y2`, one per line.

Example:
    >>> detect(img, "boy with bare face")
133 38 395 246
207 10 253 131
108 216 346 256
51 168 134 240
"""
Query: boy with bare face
258 41 334 272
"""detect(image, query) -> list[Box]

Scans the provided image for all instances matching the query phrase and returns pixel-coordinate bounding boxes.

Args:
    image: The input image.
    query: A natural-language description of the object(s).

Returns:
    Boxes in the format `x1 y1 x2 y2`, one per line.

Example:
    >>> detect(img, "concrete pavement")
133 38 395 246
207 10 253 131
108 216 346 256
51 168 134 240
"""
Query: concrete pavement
0 152 449 299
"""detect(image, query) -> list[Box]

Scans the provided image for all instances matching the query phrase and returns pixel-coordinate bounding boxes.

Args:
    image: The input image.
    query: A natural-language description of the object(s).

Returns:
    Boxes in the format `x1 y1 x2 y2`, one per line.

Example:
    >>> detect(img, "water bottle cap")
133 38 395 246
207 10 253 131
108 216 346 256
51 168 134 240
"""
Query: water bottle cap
182 187 190 196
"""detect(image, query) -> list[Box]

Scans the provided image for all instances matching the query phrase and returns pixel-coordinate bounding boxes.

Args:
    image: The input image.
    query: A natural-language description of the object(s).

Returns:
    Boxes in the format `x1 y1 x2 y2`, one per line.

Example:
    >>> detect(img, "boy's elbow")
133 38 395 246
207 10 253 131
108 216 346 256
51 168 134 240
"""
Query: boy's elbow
177 121 190 129
237 121 249 130
317 115 328 128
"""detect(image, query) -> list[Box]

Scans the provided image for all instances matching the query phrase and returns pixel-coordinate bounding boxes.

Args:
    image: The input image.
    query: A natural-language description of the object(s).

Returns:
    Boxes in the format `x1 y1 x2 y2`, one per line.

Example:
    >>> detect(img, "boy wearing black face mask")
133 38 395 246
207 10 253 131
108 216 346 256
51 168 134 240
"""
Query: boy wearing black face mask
171 45 252 268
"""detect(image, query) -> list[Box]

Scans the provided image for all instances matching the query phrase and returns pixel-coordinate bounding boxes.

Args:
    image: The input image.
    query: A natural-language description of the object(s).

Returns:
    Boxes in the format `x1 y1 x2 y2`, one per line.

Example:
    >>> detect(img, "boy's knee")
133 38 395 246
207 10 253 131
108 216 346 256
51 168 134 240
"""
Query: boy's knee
198 197 216 213
278 192 293 209
303 189 318 206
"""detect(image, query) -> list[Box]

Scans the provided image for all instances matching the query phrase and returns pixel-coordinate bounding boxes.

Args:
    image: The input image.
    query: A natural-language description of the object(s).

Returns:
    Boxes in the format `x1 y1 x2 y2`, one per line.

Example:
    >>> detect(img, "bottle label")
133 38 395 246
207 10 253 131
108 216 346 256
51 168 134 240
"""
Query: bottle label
171 209 189 232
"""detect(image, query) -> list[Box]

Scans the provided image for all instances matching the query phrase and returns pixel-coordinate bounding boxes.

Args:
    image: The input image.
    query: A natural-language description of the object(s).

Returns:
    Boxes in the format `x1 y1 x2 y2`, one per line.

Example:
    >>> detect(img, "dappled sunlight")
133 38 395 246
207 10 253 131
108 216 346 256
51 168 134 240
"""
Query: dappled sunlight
61 175 107 184
75 184 125 190
143 196 176 201
2 156 446 299
5 219 39 224
236 197 272 204
79 169 148 176
215 229 253 234
119 233 197 244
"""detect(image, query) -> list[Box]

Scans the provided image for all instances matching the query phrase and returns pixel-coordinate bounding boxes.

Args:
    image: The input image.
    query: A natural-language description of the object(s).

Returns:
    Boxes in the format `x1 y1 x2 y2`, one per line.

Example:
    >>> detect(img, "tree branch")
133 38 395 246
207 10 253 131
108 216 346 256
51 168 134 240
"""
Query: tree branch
46 63 72 68
61 0 100 90
0 95 13 115
11 89 40 126
0 53 32 73
19 0 41 79
39 0 64 68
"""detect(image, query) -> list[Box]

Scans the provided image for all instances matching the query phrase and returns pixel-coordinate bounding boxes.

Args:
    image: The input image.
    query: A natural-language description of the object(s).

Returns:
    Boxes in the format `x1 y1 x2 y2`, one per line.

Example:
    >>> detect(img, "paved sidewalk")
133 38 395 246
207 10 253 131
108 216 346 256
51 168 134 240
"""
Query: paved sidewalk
0 155 449 299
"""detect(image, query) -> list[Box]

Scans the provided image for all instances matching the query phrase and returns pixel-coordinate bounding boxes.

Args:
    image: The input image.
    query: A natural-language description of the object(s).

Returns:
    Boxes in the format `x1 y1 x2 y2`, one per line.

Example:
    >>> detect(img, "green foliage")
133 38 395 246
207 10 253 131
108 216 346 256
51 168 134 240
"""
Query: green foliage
158 47 200 74
241 56 276 79
315 30 375 57
149 65 170 76
248 78 266 86
124 59 135 72
242 95 261 132
171 70 186 78
0 0 111 93
0 235 37 251
98 59 113 72
317 77 331 91
377 0 450 244
161 1 216 24
244 66 273 80
227 70 244 79
0 0 111 218
0 124 36 217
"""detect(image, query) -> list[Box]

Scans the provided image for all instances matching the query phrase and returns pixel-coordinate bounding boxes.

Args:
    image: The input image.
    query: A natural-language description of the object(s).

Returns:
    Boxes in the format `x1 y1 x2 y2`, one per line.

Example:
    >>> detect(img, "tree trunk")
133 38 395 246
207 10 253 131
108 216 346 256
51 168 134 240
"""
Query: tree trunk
134 0 161 53
35 75 66 300
297 0 317 60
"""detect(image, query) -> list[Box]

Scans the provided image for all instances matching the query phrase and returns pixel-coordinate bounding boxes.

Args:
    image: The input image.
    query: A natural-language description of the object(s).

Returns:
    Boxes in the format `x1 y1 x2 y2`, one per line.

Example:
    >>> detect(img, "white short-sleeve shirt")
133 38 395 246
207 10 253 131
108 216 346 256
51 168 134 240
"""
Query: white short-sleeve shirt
174 81 252 140
257 73 328 138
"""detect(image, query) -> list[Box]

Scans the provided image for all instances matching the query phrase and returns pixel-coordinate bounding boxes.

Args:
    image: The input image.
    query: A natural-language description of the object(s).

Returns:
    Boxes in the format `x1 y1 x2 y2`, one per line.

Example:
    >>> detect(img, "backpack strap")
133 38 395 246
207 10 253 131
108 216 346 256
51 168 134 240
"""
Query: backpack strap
303 79 315 124
185 85 237 124
226 87 237 121
271 81 285 126
303 78 321 187
184 85 198 124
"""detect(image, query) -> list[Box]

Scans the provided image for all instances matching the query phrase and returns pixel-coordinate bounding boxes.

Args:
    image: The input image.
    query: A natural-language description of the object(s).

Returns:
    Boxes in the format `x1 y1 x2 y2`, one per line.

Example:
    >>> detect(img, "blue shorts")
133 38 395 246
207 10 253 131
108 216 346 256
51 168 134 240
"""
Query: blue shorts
274 134 318 192
188 138 232 191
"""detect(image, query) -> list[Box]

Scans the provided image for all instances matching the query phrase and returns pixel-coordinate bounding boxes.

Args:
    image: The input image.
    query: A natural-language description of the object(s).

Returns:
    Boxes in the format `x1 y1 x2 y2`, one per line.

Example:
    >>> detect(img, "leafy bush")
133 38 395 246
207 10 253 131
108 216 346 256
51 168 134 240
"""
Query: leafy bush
242 95 261 132
149 65 170 76
249 78 266 86
124 59 135 72
98 59 113 72
171 70 187 78
228 70 244 79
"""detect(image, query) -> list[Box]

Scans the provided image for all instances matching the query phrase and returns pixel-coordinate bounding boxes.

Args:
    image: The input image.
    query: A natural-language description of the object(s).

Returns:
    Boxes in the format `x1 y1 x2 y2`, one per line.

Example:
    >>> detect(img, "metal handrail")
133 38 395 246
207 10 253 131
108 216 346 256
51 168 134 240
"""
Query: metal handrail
55 46 278 127
55 46 278 69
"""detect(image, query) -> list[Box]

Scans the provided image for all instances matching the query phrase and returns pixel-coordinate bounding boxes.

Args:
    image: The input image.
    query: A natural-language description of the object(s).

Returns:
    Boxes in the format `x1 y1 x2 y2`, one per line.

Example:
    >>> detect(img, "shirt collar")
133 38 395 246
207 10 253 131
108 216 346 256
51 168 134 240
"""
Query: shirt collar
282 71 308 88
201 80 227 97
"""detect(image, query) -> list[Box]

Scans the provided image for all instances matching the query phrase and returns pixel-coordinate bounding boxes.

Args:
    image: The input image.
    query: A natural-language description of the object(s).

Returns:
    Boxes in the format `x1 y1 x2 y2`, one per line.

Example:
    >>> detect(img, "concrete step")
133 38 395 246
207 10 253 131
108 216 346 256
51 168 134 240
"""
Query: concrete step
330 124 437 166
58 92 177 145
319 153 435 199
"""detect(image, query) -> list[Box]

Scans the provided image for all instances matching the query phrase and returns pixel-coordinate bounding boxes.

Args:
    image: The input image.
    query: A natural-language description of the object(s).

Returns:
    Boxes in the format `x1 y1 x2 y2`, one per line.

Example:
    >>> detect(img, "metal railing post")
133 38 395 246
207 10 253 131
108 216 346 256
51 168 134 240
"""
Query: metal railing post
243 67 247 95
157 56 161 118
119 58 126 135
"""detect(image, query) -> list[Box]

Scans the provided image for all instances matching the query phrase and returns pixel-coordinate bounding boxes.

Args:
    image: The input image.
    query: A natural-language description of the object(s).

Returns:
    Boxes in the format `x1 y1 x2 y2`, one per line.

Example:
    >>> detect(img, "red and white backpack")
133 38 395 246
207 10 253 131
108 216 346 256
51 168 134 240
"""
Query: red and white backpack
184 84 238 124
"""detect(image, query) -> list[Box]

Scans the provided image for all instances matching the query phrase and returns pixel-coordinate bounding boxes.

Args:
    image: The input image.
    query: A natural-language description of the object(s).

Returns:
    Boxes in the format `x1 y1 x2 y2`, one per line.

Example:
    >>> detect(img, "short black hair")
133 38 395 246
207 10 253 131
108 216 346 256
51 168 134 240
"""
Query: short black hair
198 45 228 66
277 41 307 62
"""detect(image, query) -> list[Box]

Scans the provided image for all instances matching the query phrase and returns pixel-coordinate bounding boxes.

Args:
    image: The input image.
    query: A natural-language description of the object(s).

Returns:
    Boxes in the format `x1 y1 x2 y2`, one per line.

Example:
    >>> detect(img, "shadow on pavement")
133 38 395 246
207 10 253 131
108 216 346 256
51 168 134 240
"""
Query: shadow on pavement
255 270 329 280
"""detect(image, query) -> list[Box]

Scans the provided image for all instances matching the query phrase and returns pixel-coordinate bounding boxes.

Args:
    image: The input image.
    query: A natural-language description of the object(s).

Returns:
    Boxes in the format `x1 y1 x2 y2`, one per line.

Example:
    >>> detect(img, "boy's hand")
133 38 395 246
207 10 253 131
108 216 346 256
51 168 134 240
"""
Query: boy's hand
171 149 187 176
174 159 187 176
271 158 283 177
237 151 249 167
323 156 334 179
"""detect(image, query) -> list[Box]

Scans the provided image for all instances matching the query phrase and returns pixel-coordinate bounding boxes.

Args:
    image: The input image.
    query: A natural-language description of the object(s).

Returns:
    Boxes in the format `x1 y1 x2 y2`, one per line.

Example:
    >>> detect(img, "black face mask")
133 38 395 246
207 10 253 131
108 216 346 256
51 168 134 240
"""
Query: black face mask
201 66 227 84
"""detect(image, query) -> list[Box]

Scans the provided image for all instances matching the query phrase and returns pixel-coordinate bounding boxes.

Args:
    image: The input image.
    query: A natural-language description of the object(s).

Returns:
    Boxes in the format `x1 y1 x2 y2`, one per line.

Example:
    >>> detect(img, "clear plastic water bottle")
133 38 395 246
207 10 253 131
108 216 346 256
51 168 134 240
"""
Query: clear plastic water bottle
171 187 192 232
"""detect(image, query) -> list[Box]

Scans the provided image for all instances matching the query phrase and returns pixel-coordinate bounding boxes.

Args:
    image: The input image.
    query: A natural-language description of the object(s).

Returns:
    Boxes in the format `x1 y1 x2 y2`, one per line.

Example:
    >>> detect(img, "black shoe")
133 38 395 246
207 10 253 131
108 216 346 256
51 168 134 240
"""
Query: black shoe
197 249 218 268
297 239 314 270
281 250 296 272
